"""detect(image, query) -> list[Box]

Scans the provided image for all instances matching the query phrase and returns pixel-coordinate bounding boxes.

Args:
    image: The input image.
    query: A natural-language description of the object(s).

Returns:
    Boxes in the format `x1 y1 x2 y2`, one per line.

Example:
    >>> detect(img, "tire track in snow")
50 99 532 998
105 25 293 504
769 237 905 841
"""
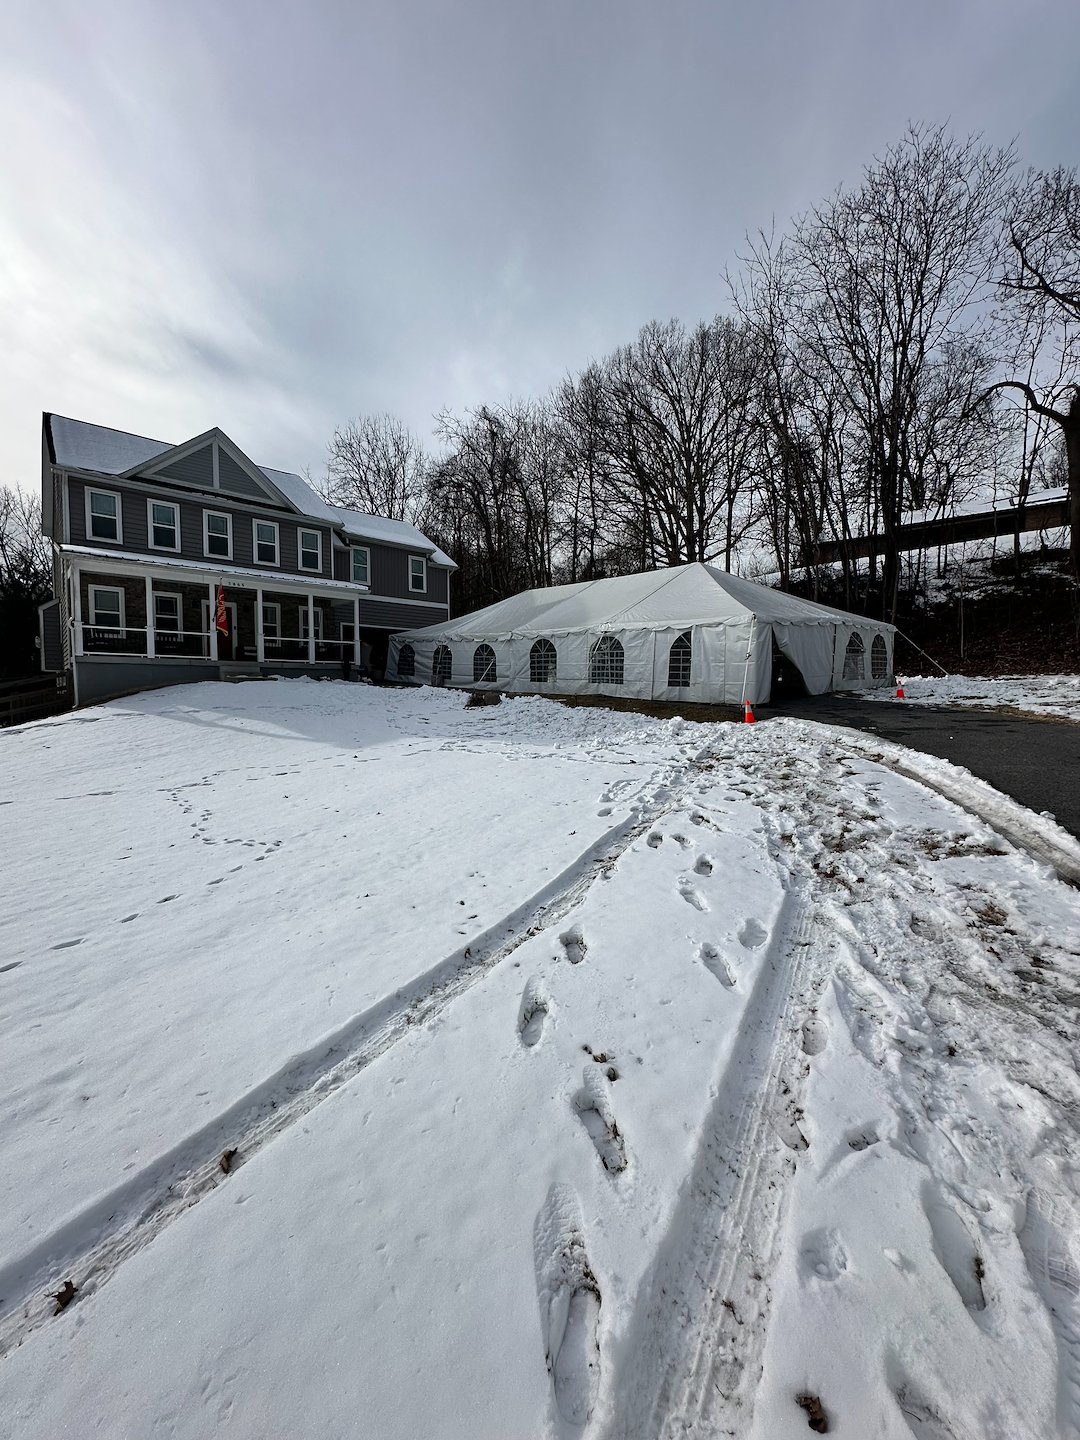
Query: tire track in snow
0 767 702 1361
605 880 833 1440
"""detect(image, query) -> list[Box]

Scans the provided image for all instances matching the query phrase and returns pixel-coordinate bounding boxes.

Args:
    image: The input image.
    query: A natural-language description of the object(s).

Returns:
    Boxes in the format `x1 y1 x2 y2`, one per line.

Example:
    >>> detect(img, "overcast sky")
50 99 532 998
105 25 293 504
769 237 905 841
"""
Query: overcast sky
2 0 1078 491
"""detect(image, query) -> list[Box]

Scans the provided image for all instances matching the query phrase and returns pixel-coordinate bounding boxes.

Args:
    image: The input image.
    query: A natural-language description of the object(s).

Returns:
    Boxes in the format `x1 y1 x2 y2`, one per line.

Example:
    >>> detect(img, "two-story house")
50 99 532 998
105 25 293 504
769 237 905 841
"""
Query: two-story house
37 414 455 706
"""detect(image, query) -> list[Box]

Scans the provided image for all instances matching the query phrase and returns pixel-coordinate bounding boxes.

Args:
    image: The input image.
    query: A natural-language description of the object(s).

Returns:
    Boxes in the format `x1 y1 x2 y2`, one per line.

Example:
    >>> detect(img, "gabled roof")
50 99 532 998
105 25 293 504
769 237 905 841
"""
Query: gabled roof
397 563 895 640
44 414 455 568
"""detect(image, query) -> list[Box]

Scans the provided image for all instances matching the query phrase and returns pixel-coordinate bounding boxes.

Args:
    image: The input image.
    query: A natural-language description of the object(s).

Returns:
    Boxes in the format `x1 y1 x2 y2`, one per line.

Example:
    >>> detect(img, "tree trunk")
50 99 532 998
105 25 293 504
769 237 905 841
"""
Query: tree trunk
1066 392 1080 581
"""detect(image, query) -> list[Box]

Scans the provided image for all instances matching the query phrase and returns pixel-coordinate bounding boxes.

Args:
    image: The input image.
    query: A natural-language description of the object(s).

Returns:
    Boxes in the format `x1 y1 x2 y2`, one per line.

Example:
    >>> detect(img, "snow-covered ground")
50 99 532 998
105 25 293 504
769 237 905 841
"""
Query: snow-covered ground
866 672 1080 724
3 681 1080 1439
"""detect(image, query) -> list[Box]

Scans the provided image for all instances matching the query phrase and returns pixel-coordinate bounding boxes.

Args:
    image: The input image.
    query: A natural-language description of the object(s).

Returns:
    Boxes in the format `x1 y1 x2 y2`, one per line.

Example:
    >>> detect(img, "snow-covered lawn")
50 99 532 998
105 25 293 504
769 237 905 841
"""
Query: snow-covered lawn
866 672 1080 723
2 681 1080 1439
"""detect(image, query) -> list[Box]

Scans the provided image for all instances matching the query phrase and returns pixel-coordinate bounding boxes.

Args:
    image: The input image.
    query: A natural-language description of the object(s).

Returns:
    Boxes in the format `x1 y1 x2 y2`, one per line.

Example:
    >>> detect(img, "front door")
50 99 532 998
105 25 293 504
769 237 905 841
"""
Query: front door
202 600 238 662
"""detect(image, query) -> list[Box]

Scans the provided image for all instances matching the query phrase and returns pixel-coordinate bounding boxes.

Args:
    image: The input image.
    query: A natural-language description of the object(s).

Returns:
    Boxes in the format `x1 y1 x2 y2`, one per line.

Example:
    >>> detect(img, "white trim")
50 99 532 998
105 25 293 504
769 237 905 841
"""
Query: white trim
57 544 369 596
212 441 220 489
204 509 233 561
88 582 126 632
144 575 155 658
359 591 447 609
256 588 265 663
85 487 123 544
353 596 361 665
408 554 427 593
253 517 280 567
298 527 323 573
350 545 370 585
147 497 181 553
306 594 316 662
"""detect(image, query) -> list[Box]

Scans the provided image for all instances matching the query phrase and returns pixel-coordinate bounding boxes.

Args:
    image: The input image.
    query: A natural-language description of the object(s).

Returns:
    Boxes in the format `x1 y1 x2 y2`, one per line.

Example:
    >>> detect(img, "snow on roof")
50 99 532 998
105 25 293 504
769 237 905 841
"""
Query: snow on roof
46 415 454 566
49 416 173 475
323 506 456 569
397 563 894 641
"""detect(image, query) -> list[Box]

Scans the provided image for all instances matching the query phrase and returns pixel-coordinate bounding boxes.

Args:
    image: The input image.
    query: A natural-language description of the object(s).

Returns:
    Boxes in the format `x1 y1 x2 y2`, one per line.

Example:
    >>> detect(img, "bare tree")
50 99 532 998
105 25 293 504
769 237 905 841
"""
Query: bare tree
326 414 429 523
989 166 1080 577
0 487 52 677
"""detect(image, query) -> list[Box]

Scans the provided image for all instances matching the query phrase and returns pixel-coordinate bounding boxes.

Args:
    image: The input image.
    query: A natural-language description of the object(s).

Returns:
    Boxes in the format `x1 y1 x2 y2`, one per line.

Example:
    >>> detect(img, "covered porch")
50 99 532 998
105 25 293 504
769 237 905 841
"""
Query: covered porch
63 548 367 674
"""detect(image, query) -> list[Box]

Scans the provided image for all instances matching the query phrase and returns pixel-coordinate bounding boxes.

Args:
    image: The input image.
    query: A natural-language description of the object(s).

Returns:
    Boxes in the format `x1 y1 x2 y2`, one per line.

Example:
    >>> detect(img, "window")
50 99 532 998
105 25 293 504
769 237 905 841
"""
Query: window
299 529 322 572
668 631 692 688
529 638 557 683
298 606 324 641
262 602 281 643
86 489 121 543
842 631 866 683
146 499 179 551
871 634 889 680
153 592 181 634
397 643 416 678
473 643 497 683
351 547 370 585
204 510 232 559
588 634 624 685
409 555 427 592
432 644 452 685
254 520 279 566
88 584 124 632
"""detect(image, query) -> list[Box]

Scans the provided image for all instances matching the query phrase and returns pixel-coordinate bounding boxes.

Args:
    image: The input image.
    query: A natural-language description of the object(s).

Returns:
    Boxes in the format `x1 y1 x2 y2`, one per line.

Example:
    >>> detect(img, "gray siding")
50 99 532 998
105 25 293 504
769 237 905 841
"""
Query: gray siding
218 449 271 499
332 538 452 602
39 599 63 671
158 446 214 487
75 658 220 705
68 477 332 580
359 598 448 630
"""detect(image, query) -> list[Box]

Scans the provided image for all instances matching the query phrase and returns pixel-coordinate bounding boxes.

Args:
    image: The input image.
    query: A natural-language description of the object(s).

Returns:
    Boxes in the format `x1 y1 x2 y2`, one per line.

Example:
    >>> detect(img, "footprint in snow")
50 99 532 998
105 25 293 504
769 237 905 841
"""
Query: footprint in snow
51 938 84 951
519 977 551 1047
922 1183 987 1314
693 854 714 876
560 926 587 966
1018 1187 1080 1431
678 879 708 912
799 1228 848 1283
738 917 768 949
699 942 735 988
646 832 663 849
534 1184 602 1427
573 1067 627 1173
802 1014 829 1056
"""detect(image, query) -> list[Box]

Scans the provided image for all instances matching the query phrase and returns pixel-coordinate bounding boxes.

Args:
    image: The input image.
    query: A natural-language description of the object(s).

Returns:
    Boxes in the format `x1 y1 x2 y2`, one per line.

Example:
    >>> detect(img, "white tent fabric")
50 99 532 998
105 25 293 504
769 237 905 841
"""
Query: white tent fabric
387 563 895 704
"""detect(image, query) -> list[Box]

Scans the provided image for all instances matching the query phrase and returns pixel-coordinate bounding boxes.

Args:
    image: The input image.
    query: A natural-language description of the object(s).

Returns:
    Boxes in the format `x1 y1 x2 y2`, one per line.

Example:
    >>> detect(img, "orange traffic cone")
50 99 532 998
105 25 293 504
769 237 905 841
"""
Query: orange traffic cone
896 682 906 699
744 700 755 724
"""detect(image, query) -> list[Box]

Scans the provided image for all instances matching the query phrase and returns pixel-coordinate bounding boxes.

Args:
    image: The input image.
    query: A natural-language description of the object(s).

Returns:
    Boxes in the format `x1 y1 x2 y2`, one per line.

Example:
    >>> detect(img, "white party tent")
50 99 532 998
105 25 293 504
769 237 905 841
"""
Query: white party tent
387 562 895 705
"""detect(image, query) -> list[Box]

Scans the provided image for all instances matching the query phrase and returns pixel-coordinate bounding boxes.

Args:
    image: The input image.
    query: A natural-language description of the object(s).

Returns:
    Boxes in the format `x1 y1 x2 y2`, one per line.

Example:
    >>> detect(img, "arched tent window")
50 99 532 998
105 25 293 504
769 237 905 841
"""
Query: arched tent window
667 631 692 687
432 644 452 686
473 643 496 683
530 638 557 683
842 631 866 683
588 634 624 685
397 643 415 679
871 634 888 680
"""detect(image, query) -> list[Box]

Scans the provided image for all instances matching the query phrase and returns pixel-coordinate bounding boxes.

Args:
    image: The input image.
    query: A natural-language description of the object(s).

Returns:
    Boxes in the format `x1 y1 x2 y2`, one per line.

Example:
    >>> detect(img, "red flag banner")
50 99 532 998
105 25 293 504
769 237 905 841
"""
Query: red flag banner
215 585 229 636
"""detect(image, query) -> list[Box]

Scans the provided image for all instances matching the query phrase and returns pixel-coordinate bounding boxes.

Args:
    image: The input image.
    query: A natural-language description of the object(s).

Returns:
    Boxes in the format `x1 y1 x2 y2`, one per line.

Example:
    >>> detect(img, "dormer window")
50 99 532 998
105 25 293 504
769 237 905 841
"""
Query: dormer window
86 488 122 543
299 529 322 572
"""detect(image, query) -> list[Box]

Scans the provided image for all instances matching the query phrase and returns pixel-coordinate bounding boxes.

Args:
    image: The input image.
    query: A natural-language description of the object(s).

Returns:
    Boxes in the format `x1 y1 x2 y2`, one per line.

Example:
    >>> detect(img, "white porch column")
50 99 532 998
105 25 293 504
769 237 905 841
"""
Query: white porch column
307 594 316 665
208 581 219 662
72 564 84 656
144 575 156 658
353 596 361 666
255 588 265 663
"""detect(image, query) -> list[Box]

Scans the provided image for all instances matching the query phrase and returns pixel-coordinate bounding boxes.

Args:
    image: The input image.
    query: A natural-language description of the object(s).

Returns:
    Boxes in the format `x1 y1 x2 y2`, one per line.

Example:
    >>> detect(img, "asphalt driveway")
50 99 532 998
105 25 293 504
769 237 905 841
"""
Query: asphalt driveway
767 694 1080 841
